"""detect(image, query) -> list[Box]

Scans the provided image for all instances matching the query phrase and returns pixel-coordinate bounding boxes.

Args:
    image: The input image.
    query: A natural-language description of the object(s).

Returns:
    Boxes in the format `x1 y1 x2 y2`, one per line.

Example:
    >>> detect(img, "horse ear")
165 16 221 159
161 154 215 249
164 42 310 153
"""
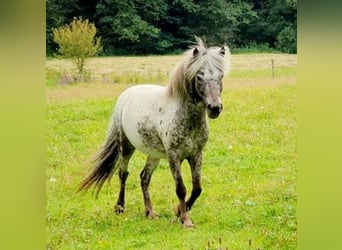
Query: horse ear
193 47 199 57
219 46 225 56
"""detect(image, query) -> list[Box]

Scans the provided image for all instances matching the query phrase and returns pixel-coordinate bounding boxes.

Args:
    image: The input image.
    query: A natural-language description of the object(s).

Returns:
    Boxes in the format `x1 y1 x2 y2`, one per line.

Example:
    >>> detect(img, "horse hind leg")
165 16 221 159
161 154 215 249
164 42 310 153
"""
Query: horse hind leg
114 134 135 214
114 164 130 214
140 156 160 218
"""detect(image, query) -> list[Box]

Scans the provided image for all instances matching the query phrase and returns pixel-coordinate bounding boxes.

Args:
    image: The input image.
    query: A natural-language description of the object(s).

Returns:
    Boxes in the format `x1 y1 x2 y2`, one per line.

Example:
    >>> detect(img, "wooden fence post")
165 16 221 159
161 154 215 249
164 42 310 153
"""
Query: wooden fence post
271 59 275 78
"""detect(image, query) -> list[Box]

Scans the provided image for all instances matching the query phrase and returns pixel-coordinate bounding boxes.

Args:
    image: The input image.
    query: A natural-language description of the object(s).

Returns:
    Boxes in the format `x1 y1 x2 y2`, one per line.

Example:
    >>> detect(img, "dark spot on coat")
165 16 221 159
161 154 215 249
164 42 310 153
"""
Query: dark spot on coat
137 117 165 154
166 102 209 157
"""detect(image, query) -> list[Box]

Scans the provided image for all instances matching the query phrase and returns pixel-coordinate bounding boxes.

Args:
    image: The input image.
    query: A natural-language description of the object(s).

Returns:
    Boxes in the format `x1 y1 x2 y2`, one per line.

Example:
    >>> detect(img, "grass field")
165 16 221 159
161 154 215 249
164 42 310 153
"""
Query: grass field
46 53 297 249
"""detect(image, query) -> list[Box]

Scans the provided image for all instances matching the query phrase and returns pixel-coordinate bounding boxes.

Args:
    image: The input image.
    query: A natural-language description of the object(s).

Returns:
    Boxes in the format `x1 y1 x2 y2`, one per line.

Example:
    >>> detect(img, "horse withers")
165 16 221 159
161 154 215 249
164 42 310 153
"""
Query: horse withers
77 38 231 228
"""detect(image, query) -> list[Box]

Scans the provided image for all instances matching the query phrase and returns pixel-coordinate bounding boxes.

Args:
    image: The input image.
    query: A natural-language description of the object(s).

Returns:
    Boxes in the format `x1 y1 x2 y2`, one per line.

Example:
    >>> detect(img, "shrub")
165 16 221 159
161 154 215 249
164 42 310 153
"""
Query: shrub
232 41 279 54
52 17 102 75
275 26 297 54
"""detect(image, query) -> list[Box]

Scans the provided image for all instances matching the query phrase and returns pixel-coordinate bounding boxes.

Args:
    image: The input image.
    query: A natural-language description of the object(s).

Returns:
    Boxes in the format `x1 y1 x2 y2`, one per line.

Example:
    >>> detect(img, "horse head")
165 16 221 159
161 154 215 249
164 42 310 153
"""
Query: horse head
190 44 228 119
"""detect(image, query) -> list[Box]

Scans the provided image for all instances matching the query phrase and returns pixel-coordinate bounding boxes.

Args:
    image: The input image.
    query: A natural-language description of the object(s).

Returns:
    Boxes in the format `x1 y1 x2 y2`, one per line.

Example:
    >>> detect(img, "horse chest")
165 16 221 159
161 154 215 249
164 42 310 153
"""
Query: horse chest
162 115 209 157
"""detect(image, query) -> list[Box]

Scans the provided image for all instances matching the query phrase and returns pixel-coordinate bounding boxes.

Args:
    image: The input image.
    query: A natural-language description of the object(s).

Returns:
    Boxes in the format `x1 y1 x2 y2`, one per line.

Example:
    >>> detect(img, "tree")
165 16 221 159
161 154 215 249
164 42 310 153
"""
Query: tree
186 0 256 47
95 0 164 54
46 0 297 55
52 17 102 74
46 0 80 55
270 0 297 53
239 0 297 53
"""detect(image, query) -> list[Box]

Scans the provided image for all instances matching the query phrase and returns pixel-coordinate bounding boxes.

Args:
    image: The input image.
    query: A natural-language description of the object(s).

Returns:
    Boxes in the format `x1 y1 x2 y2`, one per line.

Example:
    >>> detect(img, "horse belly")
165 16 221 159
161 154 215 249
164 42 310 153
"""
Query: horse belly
117 85 167 158
124 118 167 158
131 120 166 158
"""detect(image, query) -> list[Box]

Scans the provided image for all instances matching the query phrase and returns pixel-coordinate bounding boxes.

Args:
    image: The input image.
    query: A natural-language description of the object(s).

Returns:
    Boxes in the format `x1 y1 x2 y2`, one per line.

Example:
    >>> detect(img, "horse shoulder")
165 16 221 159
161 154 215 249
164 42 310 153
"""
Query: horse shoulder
160 104 209 158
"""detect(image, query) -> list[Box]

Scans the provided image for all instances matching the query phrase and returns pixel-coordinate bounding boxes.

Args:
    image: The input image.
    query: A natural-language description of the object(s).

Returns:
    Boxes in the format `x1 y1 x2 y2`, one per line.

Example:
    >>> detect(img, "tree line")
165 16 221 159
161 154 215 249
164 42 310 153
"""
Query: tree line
47 0 297 56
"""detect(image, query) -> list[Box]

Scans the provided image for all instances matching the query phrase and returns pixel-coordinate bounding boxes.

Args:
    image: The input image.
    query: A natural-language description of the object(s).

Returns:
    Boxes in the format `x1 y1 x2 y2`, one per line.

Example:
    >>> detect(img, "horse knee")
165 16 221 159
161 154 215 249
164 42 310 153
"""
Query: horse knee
176 184 187 200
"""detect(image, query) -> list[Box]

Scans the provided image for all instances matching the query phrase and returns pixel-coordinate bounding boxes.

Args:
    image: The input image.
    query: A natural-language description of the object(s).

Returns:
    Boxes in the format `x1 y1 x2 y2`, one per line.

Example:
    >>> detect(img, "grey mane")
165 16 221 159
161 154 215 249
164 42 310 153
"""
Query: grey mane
167 37 230 99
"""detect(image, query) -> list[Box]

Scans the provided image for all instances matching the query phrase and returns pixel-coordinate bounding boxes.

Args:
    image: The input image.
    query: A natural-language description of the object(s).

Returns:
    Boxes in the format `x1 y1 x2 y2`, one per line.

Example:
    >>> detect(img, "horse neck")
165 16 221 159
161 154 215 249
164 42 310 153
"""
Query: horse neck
178 94 207 125
167 61 207 122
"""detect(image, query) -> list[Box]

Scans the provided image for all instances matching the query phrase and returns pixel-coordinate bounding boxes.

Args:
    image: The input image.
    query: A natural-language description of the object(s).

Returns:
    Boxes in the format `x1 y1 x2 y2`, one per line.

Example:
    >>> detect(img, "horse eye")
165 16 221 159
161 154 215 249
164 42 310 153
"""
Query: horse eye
196 75 203 81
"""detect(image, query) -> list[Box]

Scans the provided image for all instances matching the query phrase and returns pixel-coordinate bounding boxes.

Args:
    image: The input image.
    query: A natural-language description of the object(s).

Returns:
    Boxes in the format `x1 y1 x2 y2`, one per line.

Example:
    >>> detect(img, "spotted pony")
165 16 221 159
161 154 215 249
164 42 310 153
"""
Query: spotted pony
77 38 231 228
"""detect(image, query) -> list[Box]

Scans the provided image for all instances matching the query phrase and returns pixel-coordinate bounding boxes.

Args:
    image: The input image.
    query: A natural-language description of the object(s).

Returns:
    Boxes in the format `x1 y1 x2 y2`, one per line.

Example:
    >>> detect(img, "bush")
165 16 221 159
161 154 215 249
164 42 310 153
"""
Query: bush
232 41 279 54
275 26 297 54
52 17 102 74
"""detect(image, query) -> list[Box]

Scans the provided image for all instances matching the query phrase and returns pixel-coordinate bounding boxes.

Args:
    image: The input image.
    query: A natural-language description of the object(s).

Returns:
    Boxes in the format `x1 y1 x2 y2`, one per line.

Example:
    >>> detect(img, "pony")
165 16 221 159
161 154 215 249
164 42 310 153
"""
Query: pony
77 38 230 228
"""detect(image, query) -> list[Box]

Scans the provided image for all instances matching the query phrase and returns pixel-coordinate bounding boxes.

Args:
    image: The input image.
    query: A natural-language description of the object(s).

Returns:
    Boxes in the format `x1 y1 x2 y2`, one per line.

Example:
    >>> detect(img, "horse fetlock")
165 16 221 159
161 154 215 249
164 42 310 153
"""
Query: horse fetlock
186 200 194 211
173 205 194 227
145 209 159 219
114 204 125 214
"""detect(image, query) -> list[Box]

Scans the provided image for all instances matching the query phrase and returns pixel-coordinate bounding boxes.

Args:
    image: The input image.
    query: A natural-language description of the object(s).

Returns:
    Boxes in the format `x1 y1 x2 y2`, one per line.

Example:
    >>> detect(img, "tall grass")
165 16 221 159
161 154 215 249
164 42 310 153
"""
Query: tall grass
46 54 296 86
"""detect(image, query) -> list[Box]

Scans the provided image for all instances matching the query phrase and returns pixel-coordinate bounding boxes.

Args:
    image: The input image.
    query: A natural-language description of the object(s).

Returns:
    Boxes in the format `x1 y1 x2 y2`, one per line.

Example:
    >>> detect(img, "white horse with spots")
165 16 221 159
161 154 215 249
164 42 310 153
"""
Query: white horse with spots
78 38 230 228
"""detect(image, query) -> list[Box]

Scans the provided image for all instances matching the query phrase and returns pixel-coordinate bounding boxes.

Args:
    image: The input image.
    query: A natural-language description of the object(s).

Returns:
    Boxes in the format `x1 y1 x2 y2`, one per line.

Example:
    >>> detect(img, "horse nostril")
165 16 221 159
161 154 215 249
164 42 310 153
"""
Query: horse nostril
207 104 222 113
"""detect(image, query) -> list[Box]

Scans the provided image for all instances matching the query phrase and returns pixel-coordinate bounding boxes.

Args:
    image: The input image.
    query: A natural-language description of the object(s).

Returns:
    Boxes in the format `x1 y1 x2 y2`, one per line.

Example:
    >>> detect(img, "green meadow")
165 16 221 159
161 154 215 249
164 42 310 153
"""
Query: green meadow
46 54 297 249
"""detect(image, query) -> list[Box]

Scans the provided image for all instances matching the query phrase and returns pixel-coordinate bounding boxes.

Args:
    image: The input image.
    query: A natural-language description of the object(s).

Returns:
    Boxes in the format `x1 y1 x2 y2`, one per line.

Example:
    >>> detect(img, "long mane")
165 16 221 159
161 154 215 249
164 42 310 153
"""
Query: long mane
167 38 230 99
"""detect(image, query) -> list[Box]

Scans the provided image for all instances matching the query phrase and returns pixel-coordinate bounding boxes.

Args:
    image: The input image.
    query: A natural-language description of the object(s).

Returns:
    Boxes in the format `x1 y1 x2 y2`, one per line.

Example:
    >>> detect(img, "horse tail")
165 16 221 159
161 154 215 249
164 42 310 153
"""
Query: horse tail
77 122 119 198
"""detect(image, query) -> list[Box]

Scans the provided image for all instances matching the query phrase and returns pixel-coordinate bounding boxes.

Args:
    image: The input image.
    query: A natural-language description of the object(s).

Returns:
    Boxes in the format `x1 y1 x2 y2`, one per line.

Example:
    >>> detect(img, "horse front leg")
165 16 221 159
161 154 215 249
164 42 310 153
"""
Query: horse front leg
186 152 202 211
168 152 194 228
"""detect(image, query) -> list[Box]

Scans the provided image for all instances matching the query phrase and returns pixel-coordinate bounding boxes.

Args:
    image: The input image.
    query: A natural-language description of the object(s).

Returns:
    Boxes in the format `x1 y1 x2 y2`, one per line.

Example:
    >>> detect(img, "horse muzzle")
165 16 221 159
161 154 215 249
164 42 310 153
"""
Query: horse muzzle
207 103 223 119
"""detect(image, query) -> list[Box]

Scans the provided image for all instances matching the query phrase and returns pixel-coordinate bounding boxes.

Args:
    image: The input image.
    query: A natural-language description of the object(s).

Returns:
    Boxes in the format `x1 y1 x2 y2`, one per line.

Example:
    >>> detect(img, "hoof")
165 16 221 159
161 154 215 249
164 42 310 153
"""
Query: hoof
146 209 159 219
114 204 124 214
173 205 194 228
182 218 195 228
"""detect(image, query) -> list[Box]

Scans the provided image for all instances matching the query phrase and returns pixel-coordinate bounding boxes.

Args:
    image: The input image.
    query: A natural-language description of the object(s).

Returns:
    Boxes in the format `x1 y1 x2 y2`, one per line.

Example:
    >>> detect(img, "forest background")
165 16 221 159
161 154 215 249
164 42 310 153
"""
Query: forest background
46 0 297 56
